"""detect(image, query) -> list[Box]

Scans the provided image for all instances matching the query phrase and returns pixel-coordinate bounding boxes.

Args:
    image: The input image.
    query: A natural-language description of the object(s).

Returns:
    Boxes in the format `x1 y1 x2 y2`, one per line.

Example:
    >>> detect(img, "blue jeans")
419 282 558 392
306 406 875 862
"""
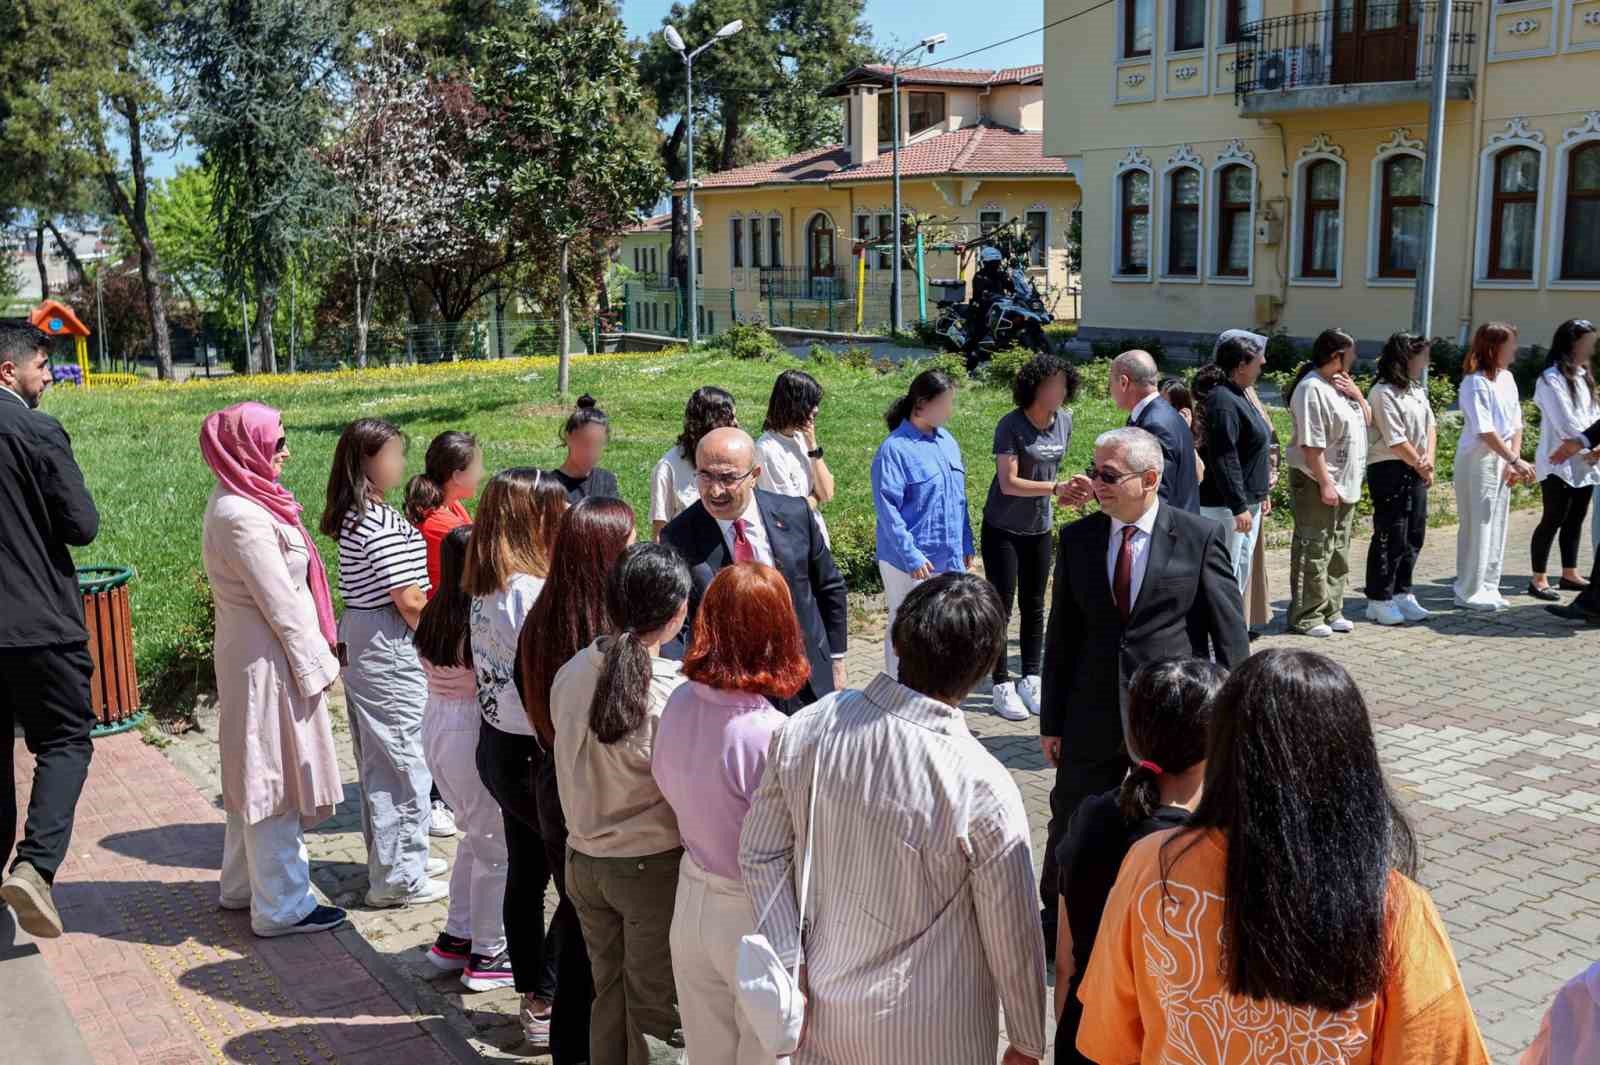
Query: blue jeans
1199 502 1262 595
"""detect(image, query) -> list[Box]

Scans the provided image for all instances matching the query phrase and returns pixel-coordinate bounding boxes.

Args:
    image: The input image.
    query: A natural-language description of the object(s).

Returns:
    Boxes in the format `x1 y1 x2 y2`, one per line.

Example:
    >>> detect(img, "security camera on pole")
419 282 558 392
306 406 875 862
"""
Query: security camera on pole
891 33 947 337
664 19 744 347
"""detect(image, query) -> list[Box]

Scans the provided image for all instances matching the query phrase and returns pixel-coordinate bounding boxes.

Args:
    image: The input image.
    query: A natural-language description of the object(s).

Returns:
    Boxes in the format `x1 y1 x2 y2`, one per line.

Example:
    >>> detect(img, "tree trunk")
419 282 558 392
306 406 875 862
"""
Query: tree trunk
254 283 278 374
102 100 174 380
45 221 86 289
661 117 688 290
33 221 49 301
719 97 743 171
557 239 571 395
352 257 376 369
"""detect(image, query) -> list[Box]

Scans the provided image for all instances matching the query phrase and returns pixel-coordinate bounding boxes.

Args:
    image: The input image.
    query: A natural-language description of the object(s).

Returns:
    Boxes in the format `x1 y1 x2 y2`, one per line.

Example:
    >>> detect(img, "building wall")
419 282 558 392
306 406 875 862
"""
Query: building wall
1044 0 1600 347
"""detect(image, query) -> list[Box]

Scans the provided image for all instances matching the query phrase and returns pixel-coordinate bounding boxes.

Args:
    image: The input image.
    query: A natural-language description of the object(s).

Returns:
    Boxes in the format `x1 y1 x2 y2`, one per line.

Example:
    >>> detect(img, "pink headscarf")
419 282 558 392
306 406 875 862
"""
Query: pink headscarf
200 402 338 644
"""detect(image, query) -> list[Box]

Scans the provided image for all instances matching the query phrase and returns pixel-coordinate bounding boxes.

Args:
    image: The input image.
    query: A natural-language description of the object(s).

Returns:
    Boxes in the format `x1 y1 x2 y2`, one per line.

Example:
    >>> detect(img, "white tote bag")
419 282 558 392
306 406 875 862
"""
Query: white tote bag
736 741 822 1057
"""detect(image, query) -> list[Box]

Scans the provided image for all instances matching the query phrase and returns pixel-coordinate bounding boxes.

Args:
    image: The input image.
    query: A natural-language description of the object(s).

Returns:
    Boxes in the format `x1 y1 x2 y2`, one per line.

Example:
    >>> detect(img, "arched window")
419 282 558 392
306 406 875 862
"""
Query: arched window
1561 143 1600 281
806 213 836 278
1119 169 1151 275
1487 147 1539 281
1215 164 1253 277
1378 154 1423 278
1301 159 1341 278
1166 168 1201 276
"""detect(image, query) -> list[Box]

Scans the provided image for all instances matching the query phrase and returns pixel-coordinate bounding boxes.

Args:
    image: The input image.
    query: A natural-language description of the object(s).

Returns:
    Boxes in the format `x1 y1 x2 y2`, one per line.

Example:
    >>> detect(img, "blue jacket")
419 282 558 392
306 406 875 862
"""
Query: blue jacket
870 420 973 574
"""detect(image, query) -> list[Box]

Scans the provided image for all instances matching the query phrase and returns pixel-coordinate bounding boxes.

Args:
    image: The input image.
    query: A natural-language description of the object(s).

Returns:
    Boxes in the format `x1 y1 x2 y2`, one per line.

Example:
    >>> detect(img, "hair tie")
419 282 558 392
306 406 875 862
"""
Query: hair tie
1137 759 1165 777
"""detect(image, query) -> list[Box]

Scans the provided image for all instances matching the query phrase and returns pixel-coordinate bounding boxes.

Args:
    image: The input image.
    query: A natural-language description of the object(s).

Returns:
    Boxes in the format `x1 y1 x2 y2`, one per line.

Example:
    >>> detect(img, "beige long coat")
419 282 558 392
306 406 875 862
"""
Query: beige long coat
202 488 343 827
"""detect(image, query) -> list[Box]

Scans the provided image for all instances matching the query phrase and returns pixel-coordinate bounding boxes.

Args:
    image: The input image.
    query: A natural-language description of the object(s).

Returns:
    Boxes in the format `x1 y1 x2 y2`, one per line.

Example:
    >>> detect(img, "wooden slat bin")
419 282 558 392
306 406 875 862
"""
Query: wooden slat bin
77 566 142 735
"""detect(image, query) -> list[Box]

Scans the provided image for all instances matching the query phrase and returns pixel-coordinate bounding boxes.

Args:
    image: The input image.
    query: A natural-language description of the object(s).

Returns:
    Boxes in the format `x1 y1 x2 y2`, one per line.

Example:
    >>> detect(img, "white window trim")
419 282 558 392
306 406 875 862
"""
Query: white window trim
1217 0 1263 48
1160 148 1205 283
748 216 764 270
1367 129 1425 287
1208 140 1257 285
1474 118 1546 290
1548 111 1600 291
1290 135 1347 287
1118 0 1156 60
805 211 839 276
1112 148 1154 282
729 213 746 273
1024 207 1052 270
1168 0 1208 54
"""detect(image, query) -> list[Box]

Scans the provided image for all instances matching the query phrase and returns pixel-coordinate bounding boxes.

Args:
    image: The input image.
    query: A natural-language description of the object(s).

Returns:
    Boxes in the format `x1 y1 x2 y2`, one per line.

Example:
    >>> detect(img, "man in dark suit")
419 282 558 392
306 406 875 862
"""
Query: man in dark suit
1112 349 1201 513
0 323 100 940
1547 413 1600 623
1036 426 1248 947
660 427 849 709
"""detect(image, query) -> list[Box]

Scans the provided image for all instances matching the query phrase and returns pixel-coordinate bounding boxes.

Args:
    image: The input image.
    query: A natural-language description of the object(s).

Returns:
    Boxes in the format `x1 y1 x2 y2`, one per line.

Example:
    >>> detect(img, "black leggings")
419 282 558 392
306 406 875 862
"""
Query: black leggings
1364 460 1428 600
475 724 558 1001
1530 476 1594 574
980 521 1054 684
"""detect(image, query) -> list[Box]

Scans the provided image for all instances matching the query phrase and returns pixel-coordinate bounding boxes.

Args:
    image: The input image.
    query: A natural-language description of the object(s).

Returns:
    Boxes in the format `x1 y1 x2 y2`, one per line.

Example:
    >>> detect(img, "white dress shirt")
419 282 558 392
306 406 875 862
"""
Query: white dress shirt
1128 391 1159 425
714 496 775 566
1106 498 1160 611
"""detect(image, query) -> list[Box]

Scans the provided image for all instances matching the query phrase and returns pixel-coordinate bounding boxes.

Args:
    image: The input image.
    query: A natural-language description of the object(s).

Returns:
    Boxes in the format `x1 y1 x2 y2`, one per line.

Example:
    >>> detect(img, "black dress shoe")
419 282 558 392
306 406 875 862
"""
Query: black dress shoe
1546 602 1600 624
1527 583 1562 601
1559 576 1592 591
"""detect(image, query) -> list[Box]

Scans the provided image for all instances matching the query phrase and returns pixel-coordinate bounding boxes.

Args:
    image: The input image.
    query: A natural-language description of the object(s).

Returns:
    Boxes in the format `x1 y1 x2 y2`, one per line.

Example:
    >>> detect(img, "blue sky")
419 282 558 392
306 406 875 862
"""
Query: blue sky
146 2 1046 179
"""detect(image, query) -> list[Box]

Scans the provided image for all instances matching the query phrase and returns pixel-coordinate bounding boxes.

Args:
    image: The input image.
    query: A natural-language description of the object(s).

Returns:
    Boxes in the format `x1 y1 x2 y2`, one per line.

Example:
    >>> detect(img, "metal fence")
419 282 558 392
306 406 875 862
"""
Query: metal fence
619 282 737 340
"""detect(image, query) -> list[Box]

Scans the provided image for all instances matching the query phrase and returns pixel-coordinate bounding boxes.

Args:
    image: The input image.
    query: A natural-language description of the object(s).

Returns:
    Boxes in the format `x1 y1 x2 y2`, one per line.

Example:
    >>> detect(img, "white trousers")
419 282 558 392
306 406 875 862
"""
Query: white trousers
878 561 926 680
1453 449 1512 606
670 854 784 1065
422 692 508 956
220 809 317 935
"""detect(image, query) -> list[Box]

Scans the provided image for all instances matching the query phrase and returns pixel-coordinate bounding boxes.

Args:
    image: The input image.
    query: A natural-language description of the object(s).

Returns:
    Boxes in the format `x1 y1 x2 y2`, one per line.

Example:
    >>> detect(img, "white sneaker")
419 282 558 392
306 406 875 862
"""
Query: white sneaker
991 682 1030 721
1395 594 1430 621
1365 600 1405 626
429 800 458 838
1329 616 1355 633
1453 596 1505 612
425 856 448 878
1016 675 1042 716
1301 623 1334 638
366 877 450 909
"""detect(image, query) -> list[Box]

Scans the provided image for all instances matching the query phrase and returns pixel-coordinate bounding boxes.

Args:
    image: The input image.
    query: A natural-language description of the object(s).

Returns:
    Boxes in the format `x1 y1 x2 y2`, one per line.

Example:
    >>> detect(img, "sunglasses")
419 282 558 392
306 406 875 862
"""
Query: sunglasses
1083 464 1144 486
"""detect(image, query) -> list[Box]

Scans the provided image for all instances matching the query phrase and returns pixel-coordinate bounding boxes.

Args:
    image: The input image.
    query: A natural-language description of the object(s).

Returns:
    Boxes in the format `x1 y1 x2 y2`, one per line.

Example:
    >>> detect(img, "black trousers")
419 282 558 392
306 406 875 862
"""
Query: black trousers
1 645 95 884
1531 476 1594 573
980 522 1054 684
1038 754 1127 933
475 724 557 1001
533 751 594 1065
1363 460 1428 600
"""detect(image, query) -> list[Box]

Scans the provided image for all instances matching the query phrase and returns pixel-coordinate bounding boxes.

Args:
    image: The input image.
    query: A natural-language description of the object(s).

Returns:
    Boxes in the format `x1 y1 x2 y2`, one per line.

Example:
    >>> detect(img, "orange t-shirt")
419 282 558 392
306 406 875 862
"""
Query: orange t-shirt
416 502 470 599
1076 828 1491 1065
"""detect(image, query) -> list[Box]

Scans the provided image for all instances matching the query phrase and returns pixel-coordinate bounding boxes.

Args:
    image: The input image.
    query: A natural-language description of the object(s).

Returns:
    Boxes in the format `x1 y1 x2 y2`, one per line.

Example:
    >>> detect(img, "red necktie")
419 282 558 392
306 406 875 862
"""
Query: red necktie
731 518 756 563
1114 525 1137 622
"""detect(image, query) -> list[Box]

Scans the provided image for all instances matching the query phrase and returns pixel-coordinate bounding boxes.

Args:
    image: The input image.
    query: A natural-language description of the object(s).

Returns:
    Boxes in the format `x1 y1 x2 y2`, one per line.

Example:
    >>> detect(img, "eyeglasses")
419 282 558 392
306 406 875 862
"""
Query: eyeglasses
695 468 755 490
274 437 288 454
1084 464 1145 486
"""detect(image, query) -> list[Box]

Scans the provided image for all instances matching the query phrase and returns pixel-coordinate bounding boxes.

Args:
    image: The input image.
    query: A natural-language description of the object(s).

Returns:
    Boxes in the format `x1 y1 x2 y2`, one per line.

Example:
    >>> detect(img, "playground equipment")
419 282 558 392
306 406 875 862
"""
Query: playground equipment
28 300 94 387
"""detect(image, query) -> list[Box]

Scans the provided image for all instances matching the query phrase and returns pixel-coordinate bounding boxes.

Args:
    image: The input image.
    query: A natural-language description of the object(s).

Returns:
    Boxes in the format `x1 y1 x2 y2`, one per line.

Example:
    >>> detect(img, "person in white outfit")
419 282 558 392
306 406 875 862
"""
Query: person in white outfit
1528 319 1600 600
417 525 513 991
651 386 736 539
755 369 835 546
1454 322 1537 610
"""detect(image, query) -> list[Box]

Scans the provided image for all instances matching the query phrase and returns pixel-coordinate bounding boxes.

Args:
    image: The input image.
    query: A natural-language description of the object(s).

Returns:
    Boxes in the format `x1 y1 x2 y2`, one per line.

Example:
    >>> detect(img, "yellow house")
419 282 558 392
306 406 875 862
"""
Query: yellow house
616 210 700 335
1044 0 1600 349
686 64 1083 334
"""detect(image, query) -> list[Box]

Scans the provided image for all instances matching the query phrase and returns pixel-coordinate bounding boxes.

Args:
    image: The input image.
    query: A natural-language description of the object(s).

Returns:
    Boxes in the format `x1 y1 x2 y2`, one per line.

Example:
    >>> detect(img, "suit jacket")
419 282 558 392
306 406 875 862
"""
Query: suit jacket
1130 395 1201 514
659 490 849 709
1039 503 1248 767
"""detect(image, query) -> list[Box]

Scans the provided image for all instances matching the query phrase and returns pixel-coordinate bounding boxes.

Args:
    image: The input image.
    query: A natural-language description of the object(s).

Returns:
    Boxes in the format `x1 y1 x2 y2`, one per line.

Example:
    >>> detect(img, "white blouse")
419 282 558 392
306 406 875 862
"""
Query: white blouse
649 446 700 526
1534 366 1600 487
755 429 830 545
1457 371 1524 465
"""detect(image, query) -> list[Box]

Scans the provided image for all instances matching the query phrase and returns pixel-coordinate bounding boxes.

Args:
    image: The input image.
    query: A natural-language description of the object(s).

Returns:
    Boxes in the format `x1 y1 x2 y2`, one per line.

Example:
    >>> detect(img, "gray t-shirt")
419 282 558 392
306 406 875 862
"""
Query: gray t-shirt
983 407 1072 535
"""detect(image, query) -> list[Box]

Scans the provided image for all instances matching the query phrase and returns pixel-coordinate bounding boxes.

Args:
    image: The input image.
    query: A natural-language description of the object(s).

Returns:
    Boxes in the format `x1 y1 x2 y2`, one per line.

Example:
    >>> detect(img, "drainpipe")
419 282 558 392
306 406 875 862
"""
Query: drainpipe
1260 120 1292 333
1456 0 1488 346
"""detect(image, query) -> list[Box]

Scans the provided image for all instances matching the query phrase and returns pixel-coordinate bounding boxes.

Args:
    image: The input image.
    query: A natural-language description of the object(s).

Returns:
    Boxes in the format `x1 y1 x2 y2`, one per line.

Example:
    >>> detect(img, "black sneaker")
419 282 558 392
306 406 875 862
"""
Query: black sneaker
461 949 516 992
257 904 347 938
428 932 472 972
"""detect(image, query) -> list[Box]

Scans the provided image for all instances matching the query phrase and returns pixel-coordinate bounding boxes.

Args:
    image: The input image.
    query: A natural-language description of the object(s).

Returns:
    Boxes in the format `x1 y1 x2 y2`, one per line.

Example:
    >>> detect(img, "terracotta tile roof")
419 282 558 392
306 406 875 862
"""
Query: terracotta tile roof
687 125 1072 192
624 210 699 234
852 63 1045 87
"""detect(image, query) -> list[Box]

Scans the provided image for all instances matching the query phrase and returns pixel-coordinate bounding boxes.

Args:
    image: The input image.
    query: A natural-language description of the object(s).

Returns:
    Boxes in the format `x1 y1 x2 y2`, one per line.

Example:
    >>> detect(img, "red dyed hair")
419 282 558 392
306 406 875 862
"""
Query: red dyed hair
1464 321 1519 379
683 562 810 699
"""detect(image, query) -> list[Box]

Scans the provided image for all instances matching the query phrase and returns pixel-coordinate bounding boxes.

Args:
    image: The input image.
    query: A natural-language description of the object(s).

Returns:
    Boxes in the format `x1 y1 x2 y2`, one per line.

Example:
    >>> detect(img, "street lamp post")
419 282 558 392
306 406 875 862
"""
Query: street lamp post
665 19 744 347
890 33 946 336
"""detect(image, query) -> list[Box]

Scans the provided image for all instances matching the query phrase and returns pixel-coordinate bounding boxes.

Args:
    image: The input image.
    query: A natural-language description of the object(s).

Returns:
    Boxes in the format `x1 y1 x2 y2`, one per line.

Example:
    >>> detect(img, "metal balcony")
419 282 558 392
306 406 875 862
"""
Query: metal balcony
1234 1 1478 116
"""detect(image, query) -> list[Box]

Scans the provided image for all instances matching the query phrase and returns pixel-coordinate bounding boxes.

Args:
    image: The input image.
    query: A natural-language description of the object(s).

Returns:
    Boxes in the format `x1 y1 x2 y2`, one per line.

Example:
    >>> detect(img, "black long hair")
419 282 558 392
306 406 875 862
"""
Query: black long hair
885 369 956 430
1118 658 1226 823
1375 332 1428 390
1287 328 1355 404
413 525 473 670
1545 318 1598 407
677 386 737 460
762 369 824 434
1188 363 1227 450
1166 649 1418 1010
589 543 691 744
404 430 478 525
320 418 405 537
562 393 610 442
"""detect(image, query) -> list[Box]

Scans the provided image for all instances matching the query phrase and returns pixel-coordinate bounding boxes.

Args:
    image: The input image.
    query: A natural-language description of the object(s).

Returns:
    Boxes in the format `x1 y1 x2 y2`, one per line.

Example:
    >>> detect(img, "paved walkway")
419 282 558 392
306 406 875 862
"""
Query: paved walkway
10 505 1598 1063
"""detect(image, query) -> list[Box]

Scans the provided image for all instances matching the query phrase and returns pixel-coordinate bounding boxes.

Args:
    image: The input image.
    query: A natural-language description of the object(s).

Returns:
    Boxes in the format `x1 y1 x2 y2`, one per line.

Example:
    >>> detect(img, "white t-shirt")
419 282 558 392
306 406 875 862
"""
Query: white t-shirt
470 573 544 735
1457 371 1524 465
1287 374 1369 504
650 446 700 525
755 429 830 545
1534 367 1600 486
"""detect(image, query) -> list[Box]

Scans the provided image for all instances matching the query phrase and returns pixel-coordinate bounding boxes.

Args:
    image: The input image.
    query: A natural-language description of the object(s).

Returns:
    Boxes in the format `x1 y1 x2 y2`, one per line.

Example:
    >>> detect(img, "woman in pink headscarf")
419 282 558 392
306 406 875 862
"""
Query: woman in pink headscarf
200 402 348 937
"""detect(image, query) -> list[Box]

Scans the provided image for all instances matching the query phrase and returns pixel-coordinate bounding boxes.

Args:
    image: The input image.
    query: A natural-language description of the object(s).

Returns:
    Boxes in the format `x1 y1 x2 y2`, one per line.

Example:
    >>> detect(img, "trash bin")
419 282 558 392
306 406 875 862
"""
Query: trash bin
77 566 144 736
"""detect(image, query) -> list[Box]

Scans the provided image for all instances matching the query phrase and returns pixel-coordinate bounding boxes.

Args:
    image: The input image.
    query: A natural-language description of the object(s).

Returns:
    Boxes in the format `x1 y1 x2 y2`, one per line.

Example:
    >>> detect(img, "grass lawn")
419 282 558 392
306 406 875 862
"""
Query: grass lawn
53 349 1130 708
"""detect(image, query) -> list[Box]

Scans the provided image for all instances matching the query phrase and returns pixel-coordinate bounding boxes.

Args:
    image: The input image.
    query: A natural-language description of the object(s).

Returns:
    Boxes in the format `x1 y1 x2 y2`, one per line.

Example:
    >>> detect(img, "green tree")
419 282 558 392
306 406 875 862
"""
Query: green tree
471 9 667 392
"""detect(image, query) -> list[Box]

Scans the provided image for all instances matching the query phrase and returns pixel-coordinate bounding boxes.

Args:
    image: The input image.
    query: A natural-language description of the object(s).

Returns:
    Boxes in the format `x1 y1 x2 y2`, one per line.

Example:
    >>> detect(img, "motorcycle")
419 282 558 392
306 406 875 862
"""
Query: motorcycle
931 250 1054 373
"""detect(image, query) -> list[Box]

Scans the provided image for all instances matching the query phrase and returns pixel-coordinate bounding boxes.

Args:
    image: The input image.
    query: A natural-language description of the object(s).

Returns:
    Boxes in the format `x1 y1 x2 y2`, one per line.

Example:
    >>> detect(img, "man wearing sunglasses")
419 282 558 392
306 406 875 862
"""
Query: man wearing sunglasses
1034 427 1247 952
0 323 100 939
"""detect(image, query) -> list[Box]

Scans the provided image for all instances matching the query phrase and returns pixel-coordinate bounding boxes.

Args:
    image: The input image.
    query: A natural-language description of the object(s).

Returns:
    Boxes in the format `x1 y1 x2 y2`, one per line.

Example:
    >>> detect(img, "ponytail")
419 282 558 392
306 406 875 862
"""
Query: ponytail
404 430 479 525
403 474 444 526
1117 657 1227 826
1119 760 1164 823
587 543 691 745
885 369 956 430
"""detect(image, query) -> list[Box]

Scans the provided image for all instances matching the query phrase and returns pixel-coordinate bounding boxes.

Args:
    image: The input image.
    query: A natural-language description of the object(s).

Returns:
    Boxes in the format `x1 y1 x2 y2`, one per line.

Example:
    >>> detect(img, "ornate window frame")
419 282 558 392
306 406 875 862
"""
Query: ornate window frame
1208 139 1257 285
1474 117 1546 289
1366 128 1425 287
1291 134 1347 287
1112 147 1154 282
1549 111 1600 289
1160 145 1205 282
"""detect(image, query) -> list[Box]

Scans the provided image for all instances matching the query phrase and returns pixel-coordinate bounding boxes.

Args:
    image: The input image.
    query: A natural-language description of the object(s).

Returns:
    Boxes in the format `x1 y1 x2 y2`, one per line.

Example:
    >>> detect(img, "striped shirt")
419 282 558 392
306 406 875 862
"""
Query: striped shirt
337 502 430 609
739 673 1048 1064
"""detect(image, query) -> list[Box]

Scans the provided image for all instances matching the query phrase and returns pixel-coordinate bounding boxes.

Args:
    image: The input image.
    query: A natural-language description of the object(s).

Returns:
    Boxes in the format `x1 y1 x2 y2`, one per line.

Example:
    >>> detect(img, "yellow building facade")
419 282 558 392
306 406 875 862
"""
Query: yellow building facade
1044 0 1600 348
